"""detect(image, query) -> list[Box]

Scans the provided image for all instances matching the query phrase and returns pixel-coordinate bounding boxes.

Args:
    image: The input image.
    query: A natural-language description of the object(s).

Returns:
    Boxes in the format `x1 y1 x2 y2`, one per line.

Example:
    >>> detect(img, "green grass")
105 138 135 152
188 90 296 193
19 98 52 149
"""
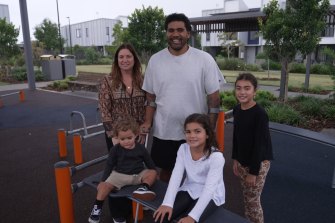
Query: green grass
76 65 111 74
223 70 334 90
76 65 334 90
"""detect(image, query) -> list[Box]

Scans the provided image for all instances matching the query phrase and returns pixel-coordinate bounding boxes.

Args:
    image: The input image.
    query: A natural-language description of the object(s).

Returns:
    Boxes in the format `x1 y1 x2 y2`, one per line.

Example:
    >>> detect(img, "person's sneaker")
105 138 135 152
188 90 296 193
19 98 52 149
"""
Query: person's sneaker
112 217 126 223
132 185 156 201
88 205 101 223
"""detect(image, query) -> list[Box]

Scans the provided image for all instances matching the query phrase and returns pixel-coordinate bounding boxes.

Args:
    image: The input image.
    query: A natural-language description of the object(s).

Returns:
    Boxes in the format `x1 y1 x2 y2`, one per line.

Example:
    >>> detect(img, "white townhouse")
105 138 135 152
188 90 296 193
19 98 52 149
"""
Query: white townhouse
0 4 10 22
192 0 335 64
60 16 128 55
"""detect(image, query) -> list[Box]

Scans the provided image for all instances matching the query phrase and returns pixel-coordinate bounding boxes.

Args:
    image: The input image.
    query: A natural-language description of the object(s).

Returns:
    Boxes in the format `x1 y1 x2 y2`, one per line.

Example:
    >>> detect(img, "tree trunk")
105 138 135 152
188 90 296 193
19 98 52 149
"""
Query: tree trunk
279 59 289 101
304 53 311 91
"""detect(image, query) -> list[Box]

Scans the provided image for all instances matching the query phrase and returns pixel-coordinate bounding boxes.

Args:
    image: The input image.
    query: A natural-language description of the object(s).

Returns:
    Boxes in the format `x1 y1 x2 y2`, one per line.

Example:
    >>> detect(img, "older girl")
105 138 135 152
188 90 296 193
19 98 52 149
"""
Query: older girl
232 73 274 223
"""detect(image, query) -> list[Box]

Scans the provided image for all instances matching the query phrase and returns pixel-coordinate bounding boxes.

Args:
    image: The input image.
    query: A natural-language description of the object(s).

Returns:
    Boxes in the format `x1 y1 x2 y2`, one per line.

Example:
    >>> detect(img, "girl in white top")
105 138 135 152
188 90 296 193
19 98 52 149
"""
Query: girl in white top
153 113 225 223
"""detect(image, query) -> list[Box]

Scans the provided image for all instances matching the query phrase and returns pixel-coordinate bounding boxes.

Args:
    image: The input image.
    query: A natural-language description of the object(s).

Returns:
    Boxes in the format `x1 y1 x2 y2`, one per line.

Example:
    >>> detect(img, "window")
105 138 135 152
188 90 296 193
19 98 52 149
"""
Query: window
86 28 89 37
206 33 210 41
76 28 81 38
106 27 110 42
248 31 259 44
322 15 335 37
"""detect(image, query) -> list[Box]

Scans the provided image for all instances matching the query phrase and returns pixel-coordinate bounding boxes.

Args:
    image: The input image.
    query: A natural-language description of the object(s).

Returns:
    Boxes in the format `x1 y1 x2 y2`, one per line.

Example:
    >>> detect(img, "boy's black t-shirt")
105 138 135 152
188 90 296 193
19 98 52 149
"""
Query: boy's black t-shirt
101 143 156 181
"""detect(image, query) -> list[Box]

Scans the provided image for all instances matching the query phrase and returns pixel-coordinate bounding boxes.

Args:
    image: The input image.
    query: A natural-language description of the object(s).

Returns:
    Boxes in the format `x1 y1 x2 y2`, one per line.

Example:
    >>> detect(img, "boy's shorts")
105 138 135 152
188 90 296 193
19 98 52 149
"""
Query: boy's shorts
105 170 148 189
151 137 185 171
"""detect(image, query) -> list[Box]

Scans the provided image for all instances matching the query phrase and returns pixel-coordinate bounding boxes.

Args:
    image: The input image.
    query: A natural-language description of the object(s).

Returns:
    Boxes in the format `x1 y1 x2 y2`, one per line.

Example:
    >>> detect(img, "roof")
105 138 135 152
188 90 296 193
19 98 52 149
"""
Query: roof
190 9 265 33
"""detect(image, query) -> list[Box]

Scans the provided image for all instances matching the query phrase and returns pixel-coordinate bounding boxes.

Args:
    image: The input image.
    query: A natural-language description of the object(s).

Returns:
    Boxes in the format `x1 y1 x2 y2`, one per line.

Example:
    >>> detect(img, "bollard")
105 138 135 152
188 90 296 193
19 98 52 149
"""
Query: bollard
216 111 225 152
58 129 67 158
132 201 143 222
19 90 25 102
54 161 75 223
73 133 83 164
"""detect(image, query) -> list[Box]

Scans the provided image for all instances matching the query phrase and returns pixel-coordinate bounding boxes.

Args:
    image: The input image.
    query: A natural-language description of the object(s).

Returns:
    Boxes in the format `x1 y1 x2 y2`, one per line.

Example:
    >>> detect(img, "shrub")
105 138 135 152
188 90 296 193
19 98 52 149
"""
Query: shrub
289 63 306 73
256 98 272 108
220 90 237 110
294 96 321 116
245 64 262 72
261 60 281 70
266 103 302 125
321 105 335 120
216 58 246 71
255 90 276 101
11 67 27 81
34 70 44 81
50 80 69 91
310 64 331 75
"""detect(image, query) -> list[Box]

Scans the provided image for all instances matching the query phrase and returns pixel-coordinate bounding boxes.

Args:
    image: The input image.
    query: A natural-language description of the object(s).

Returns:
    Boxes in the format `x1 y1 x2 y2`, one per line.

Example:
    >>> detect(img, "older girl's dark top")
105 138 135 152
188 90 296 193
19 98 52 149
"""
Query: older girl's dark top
101 143 156 181
232 103 273 175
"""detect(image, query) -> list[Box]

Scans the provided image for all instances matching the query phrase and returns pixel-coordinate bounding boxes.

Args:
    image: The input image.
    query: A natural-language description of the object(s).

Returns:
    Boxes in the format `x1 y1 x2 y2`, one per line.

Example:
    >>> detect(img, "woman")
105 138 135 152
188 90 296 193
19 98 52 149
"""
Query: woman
99 43 146 150
98 43 146 223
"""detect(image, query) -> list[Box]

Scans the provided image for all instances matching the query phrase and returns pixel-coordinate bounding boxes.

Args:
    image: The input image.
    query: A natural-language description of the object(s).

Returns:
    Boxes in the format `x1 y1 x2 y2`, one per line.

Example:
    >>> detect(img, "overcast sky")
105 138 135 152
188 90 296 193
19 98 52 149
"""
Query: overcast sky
1 0 261 42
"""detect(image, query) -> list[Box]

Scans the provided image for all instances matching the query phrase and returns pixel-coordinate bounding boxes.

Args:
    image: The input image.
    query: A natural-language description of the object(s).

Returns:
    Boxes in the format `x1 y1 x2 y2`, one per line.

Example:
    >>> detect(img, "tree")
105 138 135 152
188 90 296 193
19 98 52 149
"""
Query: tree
31 41 45 69
127 6 166 63
218 32 243 59
0 18 20 78
107 21 130 56
259 0 330 101
34 18 64 53
288 0 329 90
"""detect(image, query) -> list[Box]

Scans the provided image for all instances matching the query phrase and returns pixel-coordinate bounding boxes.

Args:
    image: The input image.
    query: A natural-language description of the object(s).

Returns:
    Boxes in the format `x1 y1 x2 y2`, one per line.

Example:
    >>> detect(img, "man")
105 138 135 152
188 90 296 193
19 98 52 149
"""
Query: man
141 13 225 182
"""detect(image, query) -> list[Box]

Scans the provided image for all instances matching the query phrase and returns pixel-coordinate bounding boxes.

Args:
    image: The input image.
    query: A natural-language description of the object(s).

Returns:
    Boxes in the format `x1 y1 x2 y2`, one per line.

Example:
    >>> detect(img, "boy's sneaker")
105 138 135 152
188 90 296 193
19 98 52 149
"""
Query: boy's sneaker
132 185 156 201
113 217 126 223
88 205 101 223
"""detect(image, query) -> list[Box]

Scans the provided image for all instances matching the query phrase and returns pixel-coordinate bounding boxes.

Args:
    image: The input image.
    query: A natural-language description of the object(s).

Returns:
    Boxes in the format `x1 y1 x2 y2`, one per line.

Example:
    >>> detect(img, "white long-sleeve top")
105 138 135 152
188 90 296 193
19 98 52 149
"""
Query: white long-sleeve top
161 143 225 222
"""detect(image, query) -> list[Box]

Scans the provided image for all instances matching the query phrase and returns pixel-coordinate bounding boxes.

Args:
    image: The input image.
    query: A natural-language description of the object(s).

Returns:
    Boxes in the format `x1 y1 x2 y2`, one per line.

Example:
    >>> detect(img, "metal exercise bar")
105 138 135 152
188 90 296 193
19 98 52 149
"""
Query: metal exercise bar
69 111 88 135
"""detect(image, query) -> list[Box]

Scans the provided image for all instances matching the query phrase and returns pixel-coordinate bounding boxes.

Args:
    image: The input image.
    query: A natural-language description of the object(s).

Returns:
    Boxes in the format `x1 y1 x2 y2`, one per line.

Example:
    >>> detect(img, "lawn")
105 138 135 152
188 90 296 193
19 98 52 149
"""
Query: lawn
76 65 335 90
223 70 334 90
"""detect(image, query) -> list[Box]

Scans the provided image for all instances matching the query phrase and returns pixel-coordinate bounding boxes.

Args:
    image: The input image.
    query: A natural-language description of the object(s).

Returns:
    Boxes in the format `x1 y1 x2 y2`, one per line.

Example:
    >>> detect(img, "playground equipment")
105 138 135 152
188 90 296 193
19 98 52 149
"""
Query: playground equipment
54 154 249 223
216 110 232 152
0 90 25 108
54 112 240 223
54 156 108 223
57 109 104 164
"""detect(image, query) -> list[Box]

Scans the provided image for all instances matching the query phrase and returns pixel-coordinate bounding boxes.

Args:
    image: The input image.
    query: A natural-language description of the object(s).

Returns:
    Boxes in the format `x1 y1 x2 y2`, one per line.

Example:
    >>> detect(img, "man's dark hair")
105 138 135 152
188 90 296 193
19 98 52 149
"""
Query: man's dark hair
165 13 192 32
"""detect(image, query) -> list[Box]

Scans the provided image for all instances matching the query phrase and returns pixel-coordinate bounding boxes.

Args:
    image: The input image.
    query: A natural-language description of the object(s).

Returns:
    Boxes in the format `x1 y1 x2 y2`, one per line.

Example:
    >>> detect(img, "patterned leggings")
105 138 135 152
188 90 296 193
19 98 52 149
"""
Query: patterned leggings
237 161 270 223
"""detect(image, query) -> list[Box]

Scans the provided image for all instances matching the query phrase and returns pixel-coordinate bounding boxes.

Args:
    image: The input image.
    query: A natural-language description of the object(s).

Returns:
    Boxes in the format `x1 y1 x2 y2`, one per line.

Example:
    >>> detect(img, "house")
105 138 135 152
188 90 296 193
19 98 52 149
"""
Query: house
0 4 10 22
60 16 128 55
191 0 335 64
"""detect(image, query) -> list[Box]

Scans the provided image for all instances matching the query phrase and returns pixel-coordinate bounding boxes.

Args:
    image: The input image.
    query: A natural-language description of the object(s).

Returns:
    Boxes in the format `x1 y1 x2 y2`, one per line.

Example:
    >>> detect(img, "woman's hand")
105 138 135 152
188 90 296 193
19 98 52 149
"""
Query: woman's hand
177 216 195 223
153 205 172 223
137 134 146 144
245 174 256 186
233 160 239 176
140 123 151 135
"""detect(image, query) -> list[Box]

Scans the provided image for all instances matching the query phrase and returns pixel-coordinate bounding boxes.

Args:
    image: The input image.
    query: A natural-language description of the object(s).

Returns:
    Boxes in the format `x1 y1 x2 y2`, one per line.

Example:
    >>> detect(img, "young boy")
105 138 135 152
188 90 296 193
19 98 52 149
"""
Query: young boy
88 115 158 223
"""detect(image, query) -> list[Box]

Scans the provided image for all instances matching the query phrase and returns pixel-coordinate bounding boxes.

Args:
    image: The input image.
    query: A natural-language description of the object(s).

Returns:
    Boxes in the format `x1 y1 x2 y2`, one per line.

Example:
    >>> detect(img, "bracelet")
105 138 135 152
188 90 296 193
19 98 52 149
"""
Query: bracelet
209 107 220 114
144 101 157 108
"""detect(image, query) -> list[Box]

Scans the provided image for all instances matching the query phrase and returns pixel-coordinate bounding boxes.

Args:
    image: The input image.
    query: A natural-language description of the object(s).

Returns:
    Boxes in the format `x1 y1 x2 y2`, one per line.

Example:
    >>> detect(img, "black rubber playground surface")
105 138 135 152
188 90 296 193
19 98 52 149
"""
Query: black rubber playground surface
0 89 335 223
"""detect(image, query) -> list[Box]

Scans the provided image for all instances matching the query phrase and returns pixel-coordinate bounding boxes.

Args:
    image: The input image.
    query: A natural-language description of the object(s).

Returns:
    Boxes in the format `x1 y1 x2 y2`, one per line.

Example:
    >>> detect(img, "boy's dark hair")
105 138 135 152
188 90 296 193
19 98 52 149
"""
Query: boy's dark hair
165 13 192 32
113 115 139 136
235 72 258 89
184 113 218 158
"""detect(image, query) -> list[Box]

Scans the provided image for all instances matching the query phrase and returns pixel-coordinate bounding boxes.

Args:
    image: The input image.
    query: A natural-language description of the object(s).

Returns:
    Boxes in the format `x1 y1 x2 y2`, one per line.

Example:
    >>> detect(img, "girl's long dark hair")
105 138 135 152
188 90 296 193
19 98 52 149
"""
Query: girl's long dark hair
184 113 218 158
